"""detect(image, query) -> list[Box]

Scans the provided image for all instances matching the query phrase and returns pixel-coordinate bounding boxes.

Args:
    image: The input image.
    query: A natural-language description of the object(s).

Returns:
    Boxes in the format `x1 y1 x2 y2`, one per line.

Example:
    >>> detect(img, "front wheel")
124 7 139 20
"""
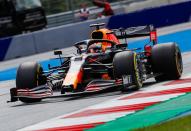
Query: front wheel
16 62 46 103
113 51 143 91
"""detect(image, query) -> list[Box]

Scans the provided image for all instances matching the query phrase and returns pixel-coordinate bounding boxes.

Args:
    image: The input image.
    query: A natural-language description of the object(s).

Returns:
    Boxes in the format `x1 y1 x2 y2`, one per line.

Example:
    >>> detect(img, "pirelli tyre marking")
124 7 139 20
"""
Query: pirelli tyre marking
134 53 143 88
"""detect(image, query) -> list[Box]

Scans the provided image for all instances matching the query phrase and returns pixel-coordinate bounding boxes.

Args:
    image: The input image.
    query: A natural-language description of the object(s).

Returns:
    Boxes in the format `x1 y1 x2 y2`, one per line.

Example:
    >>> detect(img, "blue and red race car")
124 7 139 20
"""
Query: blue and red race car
9 23 183 103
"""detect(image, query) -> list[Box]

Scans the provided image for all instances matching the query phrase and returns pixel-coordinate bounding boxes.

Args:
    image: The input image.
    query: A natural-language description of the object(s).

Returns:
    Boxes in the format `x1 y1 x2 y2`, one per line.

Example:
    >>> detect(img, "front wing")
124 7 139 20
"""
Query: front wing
8 76 133 102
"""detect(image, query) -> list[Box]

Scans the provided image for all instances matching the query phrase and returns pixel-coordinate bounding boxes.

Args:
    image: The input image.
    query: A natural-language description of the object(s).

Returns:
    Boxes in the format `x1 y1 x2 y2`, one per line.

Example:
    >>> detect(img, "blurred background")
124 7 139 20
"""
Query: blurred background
0 0 190 61
0 0 187 37
41 0 124 15
42 0 184 27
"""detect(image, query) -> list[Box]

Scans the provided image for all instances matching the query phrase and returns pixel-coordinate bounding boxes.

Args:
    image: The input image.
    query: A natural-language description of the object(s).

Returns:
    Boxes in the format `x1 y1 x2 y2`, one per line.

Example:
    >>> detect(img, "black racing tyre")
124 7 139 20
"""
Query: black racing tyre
113 51 143 91
151 43 183 82
16 62 46 103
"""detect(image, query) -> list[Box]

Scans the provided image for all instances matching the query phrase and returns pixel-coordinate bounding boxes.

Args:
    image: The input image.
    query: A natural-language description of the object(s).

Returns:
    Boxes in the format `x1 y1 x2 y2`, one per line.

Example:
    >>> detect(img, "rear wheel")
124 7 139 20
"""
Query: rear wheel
113 51 143 91
16 62 46 103
151 43 183 81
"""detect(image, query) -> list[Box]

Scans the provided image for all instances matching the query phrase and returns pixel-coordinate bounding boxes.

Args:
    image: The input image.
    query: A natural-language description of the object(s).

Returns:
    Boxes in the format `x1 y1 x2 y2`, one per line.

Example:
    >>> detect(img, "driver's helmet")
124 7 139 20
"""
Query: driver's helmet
89 43 102 53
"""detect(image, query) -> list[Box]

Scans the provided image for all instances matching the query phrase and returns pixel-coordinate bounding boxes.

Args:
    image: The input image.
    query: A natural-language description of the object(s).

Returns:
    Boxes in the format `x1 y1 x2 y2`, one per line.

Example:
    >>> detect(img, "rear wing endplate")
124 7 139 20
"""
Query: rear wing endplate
113 25 157 44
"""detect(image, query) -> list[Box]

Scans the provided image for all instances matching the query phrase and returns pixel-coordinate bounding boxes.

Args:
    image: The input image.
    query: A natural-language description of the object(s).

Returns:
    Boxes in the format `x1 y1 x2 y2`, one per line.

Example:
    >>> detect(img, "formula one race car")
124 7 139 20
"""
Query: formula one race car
9 23 183 103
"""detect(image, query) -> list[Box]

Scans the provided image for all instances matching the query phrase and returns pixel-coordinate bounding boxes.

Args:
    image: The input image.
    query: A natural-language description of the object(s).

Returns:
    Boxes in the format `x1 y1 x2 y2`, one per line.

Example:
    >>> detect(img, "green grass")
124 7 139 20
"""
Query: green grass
133 115 191 131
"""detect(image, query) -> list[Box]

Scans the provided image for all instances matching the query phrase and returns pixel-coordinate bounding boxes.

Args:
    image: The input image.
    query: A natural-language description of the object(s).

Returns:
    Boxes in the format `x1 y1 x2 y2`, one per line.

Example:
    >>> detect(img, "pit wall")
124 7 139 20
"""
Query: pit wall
0 1 191 61
0 18 109 61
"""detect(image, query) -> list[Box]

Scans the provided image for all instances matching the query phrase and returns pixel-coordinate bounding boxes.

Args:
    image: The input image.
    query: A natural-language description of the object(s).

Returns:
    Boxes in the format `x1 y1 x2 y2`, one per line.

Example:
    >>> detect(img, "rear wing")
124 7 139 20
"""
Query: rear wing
113 25 157 44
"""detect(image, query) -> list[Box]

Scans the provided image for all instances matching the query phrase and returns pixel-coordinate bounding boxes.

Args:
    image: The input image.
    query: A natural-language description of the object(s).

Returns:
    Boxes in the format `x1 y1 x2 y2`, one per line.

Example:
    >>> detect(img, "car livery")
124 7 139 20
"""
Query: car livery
9 23 183 103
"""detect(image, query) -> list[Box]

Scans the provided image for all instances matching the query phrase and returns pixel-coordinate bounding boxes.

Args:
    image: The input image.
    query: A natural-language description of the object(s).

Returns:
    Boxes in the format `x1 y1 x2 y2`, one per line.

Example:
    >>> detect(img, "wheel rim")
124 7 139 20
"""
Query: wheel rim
175 50 183 76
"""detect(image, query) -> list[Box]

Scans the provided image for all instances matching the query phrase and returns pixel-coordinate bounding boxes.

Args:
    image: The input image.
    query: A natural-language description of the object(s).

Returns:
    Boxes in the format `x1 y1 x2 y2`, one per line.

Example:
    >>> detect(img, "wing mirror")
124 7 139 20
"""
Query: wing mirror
54 50 63 65
54 50 62 55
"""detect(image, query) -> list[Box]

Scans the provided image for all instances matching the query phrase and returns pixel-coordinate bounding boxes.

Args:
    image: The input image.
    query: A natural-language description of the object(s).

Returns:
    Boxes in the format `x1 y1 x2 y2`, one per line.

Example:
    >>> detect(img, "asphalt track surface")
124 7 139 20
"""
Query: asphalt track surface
0 22 191 131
